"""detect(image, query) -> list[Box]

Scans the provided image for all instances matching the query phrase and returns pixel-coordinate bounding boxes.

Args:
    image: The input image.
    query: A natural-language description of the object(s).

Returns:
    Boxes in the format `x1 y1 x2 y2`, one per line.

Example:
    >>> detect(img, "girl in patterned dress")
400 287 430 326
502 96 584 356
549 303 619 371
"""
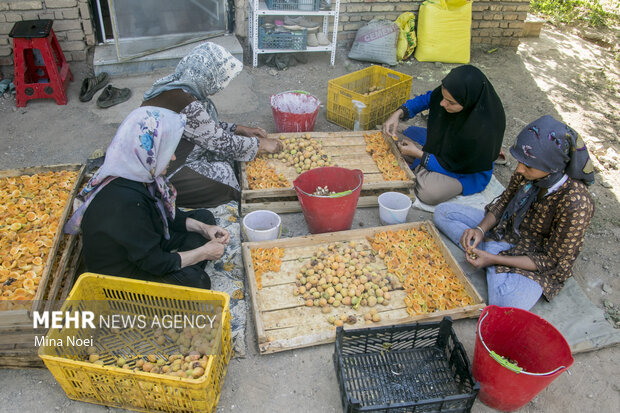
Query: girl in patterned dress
142 42 282 208
433 116 595 310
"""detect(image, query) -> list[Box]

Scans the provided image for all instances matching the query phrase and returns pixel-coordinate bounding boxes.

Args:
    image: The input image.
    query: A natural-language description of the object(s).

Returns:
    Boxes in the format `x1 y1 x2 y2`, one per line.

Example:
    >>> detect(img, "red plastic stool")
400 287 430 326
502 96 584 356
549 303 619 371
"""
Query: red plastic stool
9 20 73 107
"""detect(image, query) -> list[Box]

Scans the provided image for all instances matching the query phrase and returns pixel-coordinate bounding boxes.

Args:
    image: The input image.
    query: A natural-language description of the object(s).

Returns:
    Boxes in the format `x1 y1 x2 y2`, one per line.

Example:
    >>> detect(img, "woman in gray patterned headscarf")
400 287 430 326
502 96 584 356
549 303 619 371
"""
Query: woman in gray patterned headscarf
433 115 595 310
143 42 282 208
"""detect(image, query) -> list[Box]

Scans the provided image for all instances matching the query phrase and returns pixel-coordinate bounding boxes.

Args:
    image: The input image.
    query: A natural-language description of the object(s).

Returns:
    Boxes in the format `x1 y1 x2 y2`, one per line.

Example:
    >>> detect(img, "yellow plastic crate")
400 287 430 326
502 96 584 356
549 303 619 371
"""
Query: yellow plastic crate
327 65 413 130
38 273 232 413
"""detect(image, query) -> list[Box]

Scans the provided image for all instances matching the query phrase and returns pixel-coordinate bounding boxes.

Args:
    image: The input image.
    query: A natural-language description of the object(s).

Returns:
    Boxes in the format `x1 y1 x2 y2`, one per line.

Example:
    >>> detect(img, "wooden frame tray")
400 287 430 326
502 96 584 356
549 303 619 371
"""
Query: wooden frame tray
242 221 485 354
0 164 85 367
0 234 82 368
240 131 415 214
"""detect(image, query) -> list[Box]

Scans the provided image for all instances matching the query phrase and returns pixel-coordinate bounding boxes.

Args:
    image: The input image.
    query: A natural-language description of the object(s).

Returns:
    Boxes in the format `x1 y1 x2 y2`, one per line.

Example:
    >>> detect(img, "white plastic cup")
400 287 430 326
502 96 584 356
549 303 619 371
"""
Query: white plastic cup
242 210 282 241
378 192 412 225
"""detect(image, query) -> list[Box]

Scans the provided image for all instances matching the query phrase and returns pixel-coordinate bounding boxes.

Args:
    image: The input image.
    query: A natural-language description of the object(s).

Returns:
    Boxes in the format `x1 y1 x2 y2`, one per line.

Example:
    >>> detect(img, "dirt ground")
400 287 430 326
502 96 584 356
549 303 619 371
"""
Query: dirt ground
0 22 619 412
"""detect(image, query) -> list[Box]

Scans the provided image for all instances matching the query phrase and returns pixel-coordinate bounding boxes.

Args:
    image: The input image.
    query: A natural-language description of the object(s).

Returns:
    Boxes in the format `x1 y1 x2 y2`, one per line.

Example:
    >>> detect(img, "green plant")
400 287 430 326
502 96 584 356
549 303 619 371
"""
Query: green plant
531 0 619 27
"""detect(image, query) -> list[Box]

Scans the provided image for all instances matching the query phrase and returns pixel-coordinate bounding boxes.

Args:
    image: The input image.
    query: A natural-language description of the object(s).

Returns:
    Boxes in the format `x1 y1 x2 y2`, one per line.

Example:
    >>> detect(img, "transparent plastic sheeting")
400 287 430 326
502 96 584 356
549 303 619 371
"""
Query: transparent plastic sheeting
110 0 227 60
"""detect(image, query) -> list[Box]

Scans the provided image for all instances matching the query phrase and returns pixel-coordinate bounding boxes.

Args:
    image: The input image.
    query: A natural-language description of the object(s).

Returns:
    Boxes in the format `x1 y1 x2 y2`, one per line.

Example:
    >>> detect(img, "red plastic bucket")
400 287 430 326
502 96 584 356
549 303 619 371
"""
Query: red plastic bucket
293 167 363 234
473 305 574 412
270 91 320 133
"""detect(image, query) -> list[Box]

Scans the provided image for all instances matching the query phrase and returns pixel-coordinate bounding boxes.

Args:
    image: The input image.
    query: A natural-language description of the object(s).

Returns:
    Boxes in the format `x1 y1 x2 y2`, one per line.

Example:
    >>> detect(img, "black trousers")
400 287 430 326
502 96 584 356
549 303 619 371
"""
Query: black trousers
159 209 216 289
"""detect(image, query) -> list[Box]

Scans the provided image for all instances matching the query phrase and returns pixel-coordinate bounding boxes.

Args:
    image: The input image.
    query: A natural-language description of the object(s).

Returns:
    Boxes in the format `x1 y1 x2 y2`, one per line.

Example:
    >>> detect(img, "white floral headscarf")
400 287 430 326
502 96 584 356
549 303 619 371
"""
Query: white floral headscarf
143 42 243 122
64 107 186 238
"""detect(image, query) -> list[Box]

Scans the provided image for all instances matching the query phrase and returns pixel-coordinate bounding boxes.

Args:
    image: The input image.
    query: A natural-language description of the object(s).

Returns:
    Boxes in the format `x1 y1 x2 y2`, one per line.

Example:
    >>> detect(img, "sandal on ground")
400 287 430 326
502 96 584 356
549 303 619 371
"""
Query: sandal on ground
96 85 132 108
495 148 508 165
79 72 109 102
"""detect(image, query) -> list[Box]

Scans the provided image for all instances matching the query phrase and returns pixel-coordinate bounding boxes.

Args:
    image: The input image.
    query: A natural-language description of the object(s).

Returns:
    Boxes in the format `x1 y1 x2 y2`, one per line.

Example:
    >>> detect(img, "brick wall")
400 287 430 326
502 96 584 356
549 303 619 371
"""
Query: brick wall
236 0 531 49
0 0 95 66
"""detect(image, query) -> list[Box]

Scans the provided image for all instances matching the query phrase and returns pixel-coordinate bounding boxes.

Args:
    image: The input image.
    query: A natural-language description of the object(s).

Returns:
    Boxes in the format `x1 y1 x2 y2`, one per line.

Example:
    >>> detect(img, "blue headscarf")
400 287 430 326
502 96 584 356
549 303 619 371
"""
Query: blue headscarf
499 115 594 236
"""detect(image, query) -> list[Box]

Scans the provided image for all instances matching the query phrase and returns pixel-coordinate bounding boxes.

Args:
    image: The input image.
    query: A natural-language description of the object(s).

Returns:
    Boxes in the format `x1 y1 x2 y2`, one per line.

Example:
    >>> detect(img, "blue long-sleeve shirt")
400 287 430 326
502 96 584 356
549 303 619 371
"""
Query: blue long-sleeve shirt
400 91 493 195
400 91 432 120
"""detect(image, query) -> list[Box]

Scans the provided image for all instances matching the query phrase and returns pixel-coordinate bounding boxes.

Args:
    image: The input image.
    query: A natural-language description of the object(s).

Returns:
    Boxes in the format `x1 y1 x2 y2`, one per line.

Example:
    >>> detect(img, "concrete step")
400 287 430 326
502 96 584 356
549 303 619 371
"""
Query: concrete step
93 34 244 76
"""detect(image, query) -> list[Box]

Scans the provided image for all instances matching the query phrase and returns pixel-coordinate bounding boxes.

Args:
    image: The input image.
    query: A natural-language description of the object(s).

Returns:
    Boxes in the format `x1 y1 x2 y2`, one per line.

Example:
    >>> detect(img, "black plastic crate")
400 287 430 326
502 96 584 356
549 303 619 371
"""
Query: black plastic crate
334 317 479 413
265 0 320 11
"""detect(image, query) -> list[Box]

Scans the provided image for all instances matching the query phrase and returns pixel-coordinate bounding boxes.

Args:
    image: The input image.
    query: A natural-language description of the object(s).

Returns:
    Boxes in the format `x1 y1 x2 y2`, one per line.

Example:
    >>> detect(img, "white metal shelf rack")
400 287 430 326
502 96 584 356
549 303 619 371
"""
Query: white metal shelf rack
249 0 340 67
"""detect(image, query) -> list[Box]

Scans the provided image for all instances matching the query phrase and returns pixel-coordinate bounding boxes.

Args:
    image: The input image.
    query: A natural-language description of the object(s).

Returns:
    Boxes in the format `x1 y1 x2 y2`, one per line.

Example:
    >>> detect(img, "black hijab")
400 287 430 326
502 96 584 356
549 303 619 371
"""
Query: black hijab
425 65 506 174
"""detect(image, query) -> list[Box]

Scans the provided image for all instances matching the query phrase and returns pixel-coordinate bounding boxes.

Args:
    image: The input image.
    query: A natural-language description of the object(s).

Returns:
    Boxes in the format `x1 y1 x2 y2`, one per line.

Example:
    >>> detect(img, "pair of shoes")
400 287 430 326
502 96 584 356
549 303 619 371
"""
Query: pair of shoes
96 84 132 108
79 72 109 102
284 16 319 29
307 33 319 47
317 32 331 46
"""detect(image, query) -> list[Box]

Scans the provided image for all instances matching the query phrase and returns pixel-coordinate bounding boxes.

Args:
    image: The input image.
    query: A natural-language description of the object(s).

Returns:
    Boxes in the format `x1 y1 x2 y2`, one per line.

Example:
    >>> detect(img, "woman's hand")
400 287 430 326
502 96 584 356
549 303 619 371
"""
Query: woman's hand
187 219 230 244
247 126 268 140
460 227 484 251
198 239 226 261
397 139 423 159
464 247 495 268
258 137 283 154
237 125 268 140
178 237 226 267
382 109 403 137
206 225 230 244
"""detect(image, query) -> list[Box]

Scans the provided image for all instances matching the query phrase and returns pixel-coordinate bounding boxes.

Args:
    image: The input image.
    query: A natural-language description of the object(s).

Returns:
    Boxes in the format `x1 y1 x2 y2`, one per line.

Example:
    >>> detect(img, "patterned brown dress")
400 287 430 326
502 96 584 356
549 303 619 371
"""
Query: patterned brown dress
486 173 594 300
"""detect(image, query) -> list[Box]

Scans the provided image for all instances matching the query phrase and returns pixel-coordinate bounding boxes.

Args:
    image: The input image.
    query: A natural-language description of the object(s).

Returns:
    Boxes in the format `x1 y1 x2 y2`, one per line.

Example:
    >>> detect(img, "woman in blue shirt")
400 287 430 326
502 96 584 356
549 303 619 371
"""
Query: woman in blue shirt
383 65 506 205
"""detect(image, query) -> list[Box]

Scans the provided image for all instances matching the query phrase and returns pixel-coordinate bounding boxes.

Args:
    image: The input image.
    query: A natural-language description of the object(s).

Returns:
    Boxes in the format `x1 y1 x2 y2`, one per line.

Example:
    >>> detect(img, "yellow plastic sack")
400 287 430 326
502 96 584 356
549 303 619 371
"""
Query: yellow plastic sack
414 0 472 64
395 12 417 61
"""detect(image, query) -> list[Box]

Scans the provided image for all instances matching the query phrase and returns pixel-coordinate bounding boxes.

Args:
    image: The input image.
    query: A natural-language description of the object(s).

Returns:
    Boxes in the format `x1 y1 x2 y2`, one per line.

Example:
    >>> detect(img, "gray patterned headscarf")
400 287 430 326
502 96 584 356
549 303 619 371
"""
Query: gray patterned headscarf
143 42 243 122
498 115 594 236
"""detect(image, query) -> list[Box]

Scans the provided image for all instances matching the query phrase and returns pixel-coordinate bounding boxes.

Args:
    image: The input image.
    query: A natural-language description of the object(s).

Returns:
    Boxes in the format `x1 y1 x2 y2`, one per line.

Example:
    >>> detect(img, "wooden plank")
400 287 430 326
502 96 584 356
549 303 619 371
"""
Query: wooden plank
243 221 486 354
269 131 365 140
44 233 78 313
242 245 268 344
258 304 484 355
0 163 83 178
0 351 44 368
241 174 412 201
241 187 415 214
240 130 414 197
0 329 48 345
57 239 82 307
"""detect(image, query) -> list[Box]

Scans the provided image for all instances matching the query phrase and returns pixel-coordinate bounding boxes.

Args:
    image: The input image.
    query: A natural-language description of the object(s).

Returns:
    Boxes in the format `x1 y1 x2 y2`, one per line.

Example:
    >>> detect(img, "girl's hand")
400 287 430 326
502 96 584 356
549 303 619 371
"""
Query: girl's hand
397 139 422 159
465 248 495 268
460 228 483 251
382 110 402 137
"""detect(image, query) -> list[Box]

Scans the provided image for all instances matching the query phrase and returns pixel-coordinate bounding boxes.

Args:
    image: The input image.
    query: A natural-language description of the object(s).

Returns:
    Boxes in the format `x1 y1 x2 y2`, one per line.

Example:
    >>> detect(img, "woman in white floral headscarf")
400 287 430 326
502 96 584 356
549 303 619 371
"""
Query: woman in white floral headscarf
142 42 282 208
65 107 230 288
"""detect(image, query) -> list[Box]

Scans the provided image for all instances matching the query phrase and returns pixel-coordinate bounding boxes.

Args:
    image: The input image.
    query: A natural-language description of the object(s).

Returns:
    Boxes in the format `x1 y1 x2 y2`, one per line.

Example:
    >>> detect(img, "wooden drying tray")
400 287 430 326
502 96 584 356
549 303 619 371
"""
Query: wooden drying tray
240 131 415 214
0 163 85 368
242 221 485 354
